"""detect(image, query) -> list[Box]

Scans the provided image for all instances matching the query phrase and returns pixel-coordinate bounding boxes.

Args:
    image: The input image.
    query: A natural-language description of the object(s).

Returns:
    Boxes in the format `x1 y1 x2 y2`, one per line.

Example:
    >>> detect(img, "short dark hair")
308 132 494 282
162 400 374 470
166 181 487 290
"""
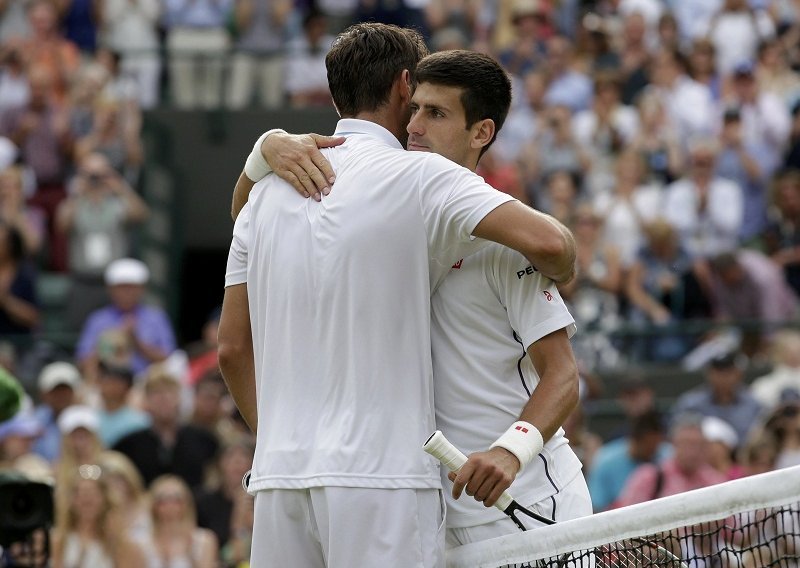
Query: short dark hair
414 50 512 157
631 410 665 439
326 23 428 117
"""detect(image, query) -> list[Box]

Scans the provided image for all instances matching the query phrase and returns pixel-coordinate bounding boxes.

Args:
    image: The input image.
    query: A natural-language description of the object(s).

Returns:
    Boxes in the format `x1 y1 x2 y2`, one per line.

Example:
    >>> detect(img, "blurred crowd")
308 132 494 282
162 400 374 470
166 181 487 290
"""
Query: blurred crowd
0 0 799 565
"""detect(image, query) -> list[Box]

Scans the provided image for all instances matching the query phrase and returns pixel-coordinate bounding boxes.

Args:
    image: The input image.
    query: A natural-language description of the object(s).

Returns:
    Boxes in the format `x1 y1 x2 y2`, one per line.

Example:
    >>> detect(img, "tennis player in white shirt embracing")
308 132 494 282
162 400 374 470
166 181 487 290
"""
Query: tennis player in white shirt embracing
218 24 578 568
231 45 591 561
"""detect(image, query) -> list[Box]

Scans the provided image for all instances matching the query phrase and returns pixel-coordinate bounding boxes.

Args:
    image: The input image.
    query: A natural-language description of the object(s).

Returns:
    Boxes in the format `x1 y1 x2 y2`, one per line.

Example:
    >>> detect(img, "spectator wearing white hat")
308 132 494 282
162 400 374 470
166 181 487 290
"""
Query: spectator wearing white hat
75 258 176 383
701 415 742 479
54 404 104 498
32 361 82 463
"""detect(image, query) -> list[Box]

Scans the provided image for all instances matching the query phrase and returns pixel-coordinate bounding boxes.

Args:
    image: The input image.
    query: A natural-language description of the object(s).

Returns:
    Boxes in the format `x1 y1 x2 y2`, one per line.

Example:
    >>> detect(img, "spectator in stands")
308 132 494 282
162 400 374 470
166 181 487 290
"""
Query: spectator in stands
608 374 661 439
593 149 663 266
186 306 220 385
520 105 589 197
195 440 254 566
163 0 233 110
190 369 232 441
750 330 800 410
644 48 716 139
226 0 291 110
53 404 105 528
0 221 38 337
0 410 49 474
707 0 774 77
671 0 722 42
497 0 548 78
543 34 593 112
617 12 651 105
113 367 218 489
672 349 763 445
726 60 791 158
588 410 669 511
283 9 334 108
100 0 161 109
57 154 148 329
97 362 149 448
628 90 683 185
756 39 800 109
764 169 800 295
533 169 581 223
0 165 44 255
738 430 778 476
139 474 218 568
0 46 31 112
493 69 548 162
716 106 775 242
559 204 622 364
701 415 741 479
52 467 145 568
687 38 722 101
572 72 639 196
18 0 79 103
624 219 709 361
98 450 151 541
32 361 81 462
616 413 726 506
0 65 73 268
707 250 799 352
76 258 175 382
73 99 144 184
0 0 32 44
664 136 744 259
475 147 527 204
763 402 800 469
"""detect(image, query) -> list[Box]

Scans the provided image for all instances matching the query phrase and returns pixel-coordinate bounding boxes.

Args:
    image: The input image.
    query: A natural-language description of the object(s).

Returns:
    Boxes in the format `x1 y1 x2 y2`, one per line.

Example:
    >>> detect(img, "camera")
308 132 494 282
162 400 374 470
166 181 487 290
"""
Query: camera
0 472 53 549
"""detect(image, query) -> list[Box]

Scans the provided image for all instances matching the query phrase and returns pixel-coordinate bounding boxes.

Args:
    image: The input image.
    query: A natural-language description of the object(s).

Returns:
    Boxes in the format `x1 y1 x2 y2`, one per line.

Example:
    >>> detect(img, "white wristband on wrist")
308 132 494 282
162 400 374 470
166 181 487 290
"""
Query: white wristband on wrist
490 421 544 471
243 129 286 182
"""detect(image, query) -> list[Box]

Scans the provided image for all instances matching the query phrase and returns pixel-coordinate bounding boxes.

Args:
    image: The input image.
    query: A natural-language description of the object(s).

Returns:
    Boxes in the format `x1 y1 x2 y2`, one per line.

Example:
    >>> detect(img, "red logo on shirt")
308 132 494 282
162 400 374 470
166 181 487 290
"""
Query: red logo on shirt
452 259 463 269
515 426 529 434
543 291 553 301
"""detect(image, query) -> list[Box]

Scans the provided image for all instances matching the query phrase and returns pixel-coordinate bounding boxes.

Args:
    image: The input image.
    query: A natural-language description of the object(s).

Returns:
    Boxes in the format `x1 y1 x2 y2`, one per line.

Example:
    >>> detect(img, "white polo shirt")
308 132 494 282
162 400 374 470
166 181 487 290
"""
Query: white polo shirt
225 119 514 493
431 243 582 528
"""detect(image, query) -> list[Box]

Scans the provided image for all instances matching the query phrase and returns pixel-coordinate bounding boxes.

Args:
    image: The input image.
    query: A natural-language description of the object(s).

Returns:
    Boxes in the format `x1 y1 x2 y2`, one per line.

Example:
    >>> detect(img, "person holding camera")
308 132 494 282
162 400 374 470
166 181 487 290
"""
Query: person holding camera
55 152 148 331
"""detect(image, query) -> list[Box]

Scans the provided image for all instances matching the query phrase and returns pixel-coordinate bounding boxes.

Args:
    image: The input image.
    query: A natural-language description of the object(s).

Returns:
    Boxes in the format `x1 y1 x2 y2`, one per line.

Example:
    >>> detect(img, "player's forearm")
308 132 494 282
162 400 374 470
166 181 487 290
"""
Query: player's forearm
218 341 258 432
232 171 255 220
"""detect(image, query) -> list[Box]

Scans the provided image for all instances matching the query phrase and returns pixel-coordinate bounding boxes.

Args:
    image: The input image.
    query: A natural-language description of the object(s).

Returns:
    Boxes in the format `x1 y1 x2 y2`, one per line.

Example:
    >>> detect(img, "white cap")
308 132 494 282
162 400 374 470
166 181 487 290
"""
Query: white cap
105 258 149 286
38 362 82 392
702 416 739 449
57 405 99 435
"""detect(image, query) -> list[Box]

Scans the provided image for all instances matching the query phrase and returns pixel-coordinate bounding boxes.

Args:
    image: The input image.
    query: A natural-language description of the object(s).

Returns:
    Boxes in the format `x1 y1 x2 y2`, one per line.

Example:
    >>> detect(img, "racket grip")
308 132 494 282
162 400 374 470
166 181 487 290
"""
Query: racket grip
423 431 514 513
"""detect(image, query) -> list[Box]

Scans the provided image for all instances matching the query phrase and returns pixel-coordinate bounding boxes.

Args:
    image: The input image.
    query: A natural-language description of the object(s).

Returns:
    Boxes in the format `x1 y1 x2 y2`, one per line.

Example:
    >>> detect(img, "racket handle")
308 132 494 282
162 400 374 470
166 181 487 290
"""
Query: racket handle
423 431 513 512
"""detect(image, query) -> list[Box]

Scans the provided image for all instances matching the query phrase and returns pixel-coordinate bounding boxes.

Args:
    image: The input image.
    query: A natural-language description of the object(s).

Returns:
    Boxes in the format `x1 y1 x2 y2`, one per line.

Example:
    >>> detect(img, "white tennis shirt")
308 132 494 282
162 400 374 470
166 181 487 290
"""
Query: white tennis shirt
431 243 583 528
225 119 514 492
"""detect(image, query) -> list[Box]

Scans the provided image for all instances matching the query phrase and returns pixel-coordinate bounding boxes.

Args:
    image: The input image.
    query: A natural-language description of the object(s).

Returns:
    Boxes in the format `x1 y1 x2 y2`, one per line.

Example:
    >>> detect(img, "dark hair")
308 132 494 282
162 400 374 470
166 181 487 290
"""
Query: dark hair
0 221 25 263
631 410 665 439
326 23 428 118
414 50 511 158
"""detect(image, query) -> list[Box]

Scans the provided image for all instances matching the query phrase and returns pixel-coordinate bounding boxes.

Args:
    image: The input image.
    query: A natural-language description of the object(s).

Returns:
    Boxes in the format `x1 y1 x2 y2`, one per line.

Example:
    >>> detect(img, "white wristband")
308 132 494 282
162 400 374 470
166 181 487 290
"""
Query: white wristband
490 421 543 471
243 129 286 182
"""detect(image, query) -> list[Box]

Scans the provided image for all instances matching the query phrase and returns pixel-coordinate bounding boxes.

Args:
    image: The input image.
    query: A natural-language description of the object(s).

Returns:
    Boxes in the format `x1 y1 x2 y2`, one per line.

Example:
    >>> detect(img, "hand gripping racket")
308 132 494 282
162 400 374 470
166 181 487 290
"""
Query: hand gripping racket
423 430 555 531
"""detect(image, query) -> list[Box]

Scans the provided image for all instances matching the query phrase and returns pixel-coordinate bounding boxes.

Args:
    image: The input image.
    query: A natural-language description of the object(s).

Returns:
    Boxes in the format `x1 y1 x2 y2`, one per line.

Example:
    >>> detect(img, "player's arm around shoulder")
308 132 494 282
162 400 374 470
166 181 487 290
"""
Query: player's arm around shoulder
472 200 577 284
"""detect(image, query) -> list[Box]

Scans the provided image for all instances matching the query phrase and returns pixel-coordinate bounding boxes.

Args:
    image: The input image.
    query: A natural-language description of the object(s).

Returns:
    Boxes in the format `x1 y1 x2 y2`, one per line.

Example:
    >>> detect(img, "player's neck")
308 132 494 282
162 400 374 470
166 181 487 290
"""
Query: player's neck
353 108 407 146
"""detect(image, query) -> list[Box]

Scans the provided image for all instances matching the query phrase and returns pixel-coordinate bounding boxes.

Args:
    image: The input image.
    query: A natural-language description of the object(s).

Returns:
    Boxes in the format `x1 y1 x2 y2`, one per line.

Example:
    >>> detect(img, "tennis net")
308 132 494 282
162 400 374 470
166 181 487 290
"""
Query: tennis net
447 465 800 568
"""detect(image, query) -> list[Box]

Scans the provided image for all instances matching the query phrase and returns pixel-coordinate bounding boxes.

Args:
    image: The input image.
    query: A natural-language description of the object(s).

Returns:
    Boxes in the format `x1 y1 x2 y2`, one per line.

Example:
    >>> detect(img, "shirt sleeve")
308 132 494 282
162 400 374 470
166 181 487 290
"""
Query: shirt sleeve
225 202 250 288
417 153 515 267
489 246 576 350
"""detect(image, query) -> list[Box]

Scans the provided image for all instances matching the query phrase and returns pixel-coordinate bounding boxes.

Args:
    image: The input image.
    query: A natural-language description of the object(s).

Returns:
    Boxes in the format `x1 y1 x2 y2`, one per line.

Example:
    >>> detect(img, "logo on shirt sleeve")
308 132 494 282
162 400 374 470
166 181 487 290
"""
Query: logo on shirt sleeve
452 259 463 269
516 265 539 279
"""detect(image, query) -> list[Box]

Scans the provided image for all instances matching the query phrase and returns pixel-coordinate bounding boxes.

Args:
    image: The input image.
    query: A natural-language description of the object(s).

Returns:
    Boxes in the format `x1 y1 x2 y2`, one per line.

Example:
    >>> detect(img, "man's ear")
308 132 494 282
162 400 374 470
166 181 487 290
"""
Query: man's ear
398 69 413 105
471 119 496 151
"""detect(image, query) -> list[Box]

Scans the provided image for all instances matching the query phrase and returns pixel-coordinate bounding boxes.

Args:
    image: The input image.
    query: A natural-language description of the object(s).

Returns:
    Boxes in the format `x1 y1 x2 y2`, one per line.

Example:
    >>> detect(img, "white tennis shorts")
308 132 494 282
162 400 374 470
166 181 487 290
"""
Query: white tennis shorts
251 487 446 567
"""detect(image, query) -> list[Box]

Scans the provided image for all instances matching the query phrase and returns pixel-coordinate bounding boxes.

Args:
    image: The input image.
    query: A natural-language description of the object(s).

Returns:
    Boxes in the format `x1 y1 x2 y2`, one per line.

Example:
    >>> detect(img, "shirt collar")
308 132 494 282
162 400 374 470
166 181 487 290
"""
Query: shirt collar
334 118 404 151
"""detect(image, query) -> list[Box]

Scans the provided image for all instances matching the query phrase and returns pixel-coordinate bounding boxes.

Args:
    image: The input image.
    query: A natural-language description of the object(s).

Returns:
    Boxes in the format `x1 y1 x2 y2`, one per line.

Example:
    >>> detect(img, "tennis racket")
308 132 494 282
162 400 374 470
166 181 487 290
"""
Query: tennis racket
424 431 689 568
423 430 555 531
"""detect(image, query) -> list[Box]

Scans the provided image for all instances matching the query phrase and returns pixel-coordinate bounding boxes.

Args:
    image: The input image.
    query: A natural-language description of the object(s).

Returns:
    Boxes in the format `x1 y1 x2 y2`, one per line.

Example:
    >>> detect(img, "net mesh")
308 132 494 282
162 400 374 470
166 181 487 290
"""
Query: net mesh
447 466 800 568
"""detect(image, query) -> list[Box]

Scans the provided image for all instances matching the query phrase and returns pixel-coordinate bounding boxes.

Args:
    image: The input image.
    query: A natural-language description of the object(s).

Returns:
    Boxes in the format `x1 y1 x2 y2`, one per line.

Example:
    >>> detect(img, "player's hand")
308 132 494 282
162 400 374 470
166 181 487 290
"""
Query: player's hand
263 132 345 201
449 447 520 508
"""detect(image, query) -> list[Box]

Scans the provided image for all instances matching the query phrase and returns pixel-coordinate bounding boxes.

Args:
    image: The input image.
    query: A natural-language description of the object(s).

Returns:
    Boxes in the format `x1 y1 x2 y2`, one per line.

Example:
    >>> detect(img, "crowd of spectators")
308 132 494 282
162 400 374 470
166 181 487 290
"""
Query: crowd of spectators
0 0 799 565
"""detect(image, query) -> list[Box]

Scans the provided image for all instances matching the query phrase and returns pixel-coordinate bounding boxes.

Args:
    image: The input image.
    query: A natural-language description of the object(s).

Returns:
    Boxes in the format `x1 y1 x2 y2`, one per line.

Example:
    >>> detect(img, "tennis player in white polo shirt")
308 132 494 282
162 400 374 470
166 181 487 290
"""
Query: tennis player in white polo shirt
218 25 577 568
232 48 591 555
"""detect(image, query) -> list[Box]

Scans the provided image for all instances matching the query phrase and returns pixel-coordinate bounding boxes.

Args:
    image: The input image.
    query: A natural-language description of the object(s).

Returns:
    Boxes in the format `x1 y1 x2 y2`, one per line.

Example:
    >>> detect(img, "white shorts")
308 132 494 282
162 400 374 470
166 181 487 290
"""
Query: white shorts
251 487 446 568
445 473 593 547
